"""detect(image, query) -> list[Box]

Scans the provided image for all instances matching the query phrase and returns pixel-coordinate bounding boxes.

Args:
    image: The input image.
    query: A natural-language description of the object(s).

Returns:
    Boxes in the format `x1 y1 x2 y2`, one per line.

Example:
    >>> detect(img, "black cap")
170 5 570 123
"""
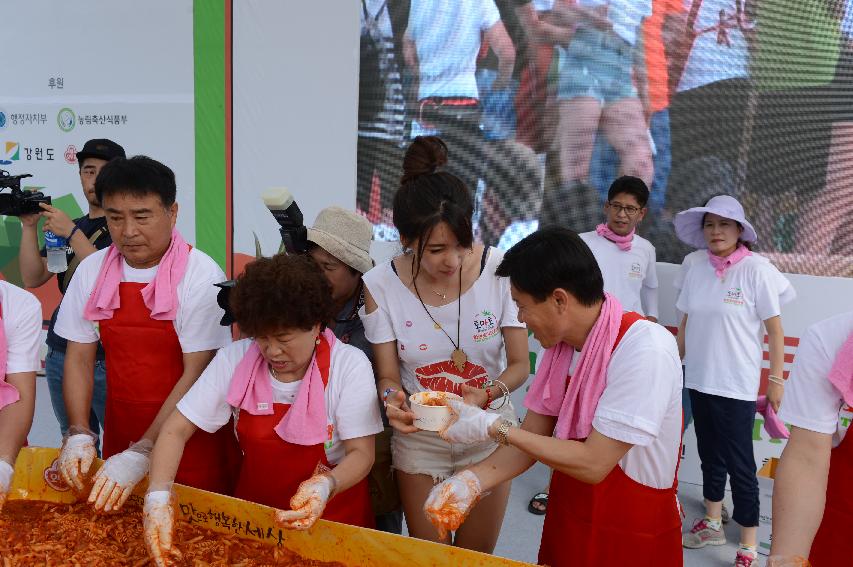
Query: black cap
76 138 126 165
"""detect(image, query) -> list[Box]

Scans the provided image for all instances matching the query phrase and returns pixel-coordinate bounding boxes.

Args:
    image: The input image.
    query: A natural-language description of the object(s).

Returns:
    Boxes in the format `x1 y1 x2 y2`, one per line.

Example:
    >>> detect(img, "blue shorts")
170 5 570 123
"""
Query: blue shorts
556 28 638 104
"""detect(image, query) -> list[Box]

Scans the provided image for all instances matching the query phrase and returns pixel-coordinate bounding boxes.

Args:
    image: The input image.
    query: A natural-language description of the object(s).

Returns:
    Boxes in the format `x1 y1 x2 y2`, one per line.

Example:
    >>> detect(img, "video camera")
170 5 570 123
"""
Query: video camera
0 170 50 216
215 187 308 326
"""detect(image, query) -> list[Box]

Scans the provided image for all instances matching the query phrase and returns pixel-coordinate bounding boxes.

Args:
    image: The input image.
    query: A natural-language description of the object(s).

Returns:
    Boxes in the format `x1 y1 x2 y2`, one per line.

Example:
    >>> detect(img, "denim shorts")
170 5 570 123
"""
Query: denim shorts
391 402 517 483
556 27 637 104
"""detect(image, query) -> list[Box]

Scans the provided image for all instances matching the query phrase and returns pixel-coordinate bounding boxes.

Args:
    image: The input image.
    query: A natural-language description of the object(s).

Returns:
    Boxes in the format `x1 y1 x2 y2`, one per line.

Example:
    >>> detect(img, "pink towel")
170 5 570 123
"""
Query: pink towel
707 243 752 280
525 293 624 440
829 330 853 407
227 328 336 446
84 229 190 321
756 395 789 439
596 223 634 251
0 303 21 411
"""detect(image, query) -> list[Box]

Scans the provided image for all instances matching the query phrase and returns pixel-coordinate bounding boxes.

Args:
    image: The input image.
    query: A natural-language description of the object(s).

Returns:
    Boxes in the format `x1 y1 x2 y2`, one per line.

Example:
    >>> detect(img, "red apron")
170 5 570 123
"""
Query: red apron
98 282 240 494
233 338 374 529
809 420 853 565
538 312 683 567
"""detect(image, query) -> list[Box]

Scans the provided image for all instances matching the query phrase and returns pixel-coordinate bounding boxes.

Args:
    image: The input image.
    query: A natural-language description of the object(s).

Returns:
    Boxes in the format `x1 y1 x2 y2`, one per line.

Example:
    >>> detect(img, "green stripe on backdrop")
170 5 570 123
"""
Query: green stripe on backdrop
194 0 227 269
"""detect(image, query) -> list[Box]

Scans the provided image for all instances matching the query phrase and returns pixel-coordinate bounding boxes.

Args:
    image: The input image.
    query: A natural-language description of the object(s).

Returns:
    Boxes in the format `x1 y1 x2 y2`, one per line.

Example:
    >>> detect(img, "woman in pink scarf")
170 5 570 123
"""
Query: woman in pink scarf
422 228 684 567
0 281 43 511
144 254 382 566
674 195 795 567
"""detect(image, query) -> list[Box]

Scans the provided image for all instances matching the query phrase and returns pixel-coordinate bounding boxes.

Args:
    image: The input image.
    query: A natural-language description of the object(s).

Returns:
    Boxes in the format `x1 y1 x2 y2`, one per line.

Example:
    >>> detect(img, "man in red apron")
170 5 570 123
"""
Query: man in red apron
423 227 684 567
54 156 237 511
768 310 853 566
0 281 43 510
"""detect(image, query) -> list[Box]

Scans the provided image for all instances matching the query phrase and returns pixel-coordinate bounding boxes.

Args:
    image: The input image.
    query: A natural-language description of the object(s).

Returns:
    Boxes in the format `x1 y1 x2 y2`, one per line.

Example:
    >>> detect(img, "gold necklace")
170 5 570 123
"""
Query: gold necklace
413 265 468 372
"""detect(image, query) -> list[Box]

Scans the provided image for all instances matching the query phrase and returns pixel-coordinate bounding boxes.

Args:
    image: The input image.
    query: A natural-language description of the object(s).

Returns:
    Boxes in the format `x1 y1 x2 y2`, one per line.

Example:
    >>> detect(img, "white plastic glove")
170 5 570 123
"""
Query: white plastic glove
144 490 181 567
275 473 335 530
423 469 483 539
58 430 97 492
0 459 13 512
438 399 501 444
89 440 152 511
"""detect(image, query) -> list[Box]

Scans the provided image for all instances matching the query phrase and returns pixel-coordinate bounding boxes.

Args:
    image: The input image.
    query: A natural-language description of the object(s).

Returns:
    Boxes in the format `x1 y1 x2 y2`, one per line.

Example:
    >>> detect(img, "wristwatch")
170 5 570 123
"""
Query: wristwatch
495 419 514 446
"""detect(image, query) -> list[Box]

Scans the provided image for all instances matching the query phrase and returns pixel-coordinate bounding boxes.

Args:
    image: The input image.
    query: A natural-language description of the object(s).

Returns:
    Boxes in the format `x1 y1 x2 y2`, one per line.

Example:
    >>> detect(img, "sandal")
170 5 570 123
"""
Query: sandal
528 492 548 515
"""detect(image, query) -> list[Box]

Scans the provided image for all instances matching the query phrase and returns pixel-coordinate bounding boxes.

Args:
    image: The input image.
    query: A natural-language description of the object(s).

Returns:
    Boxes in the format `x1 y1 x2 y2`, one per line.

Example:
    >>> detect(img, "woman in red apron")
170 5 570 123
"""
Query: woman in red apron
422 228 684 567
767 311 853 566
144 254 382 566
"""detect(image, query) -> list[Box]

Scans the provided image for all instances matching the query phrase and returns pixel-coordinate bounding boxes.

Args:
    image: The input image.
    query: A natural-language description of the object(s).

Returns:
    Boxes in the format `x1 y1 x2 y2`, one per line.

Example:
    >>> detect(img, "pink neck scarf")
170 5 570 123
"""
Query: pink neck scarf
226 328 336 446
84 229 190 321
525 293 625 440
0 302 21 411
829 330 853 408
707 243 752 280
596 223 634 251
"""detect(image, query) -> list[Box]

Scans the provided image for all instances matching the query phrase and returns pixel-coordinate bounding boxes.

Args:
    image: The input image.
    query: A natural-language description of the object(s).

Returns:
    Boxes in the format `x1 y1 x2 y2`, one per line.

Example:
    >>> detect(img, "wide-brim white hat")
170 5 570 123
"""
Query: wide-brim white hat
307 206 374 274
673 195 757 249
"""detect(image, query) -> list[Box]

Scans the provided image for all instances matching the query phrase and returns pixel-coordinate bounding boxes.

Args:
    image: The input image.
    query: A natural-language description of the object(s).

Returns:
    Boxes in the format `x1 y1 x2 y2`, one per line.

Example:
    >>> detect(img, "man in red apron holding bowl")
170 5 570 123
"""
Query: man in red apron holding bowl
424 227 685 567
55 156 238 511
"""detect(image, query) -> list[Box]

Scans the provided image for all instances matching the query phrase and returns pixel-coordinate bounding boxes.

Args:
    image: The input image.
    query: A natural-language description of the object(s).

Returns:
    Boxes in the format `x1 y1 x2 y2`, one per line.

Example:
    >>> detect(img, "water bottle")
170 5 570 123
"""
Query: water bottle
45 231 68 273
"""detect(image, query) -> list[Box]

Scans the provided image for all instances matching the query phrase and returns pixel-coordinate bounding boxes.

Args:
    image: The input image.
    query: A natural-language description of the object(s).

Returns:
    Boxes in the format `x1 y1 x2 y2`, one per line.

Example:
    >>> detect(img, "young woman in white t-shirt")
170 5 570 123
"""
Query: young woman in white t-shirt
0 281 43 510
361 136 530 553
143 254 382 565
674 195 795 567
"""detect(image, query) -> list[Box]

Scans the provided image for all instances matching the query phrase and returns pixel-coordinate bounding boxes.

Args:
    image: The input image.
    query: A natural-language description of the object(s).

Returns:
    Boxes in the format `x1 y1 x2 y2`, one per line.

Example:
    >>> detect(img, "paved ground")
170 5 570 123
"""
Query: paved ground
28 378 749 566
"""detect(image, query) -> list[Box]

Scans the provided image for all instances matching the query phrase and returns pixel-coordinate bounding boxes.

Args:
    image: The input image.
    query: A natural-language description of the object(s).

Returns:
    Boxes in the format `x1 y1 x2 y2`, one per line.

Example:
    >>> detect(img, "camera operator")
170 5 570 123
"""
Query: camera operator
17 138 126 443
304 206 403 534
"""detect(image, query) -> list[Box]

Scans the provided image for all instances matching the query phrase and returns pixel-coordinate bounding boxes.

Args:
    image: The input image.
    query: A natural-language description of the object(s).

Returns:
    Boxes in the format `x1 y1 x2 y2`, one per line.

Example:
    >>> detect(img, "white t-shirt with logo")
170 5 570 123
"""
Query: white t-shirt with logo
0 281 42 374
677 0 751 92
780 311 853 449
528 320 683 489
361 247 524 397
578 0 652 45
55 247 232 354
580 231 659 318
407 0 501 99
676 251 796 401
177 339 383 465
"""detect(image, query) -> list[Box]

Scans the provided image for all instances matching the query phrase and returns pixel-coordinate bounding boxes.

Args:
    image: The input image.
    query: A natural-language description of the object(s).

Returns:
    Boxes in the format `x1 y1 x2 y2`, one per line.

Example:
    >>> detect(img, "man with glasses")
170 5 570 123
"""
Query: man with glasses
580 176 658 322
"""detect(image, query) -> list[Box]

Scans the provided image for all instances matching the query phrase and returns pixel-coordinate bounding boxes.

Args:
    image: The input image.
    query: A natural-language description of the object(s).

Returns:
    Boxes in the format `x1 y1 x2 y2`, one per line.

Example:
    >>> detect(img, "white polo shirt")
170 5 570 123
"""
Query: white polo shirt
580 231 659 318
527 320 683 489
676 251 796 401
55 247 232 354
0 281 42 374
780 311 853 449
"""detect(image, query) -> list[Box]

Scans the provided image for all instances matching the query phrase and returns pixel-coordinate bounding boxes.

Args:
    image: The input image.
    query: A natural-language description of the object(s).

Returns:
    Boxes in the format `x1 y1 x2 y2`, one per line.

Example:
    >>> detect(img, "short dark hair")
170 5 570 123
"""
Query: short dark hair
95 155 177 207
607 176 649 207
230 254 336 337
496 227 605 306
393 136 473 272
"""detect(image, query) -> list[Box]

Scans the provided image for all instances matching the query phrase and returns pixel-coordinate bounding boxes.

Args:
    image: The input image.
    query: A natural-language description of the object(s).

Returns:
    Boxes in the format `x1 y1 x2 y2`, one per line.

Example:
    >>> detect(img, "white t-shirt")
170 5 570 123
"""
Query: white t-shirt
578 0 652 45
677 0 751 92
580 231 659 318
55 247 232 353
407 0 501 99
530 321 683 489
676 251 796 401
177 339 383 465
780 311 853 449
0 281 42 374
361 247 524 397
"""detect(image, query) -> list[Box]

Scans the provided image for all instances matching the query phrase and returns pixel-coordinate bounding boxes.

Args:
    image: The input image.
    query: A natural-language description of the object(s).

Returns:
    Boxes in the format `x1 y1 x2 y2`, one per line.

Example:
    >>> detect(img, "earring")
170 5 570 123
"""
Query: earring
315 337 321 345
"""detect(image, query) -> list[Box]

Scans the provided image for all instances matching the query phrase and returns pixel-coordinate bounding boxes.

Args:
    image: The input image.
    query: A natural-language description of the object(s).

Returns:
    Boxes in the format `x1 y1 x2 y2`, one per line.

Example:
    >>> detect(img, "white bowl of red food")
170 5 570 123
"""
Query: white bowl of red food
409 391 463 432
